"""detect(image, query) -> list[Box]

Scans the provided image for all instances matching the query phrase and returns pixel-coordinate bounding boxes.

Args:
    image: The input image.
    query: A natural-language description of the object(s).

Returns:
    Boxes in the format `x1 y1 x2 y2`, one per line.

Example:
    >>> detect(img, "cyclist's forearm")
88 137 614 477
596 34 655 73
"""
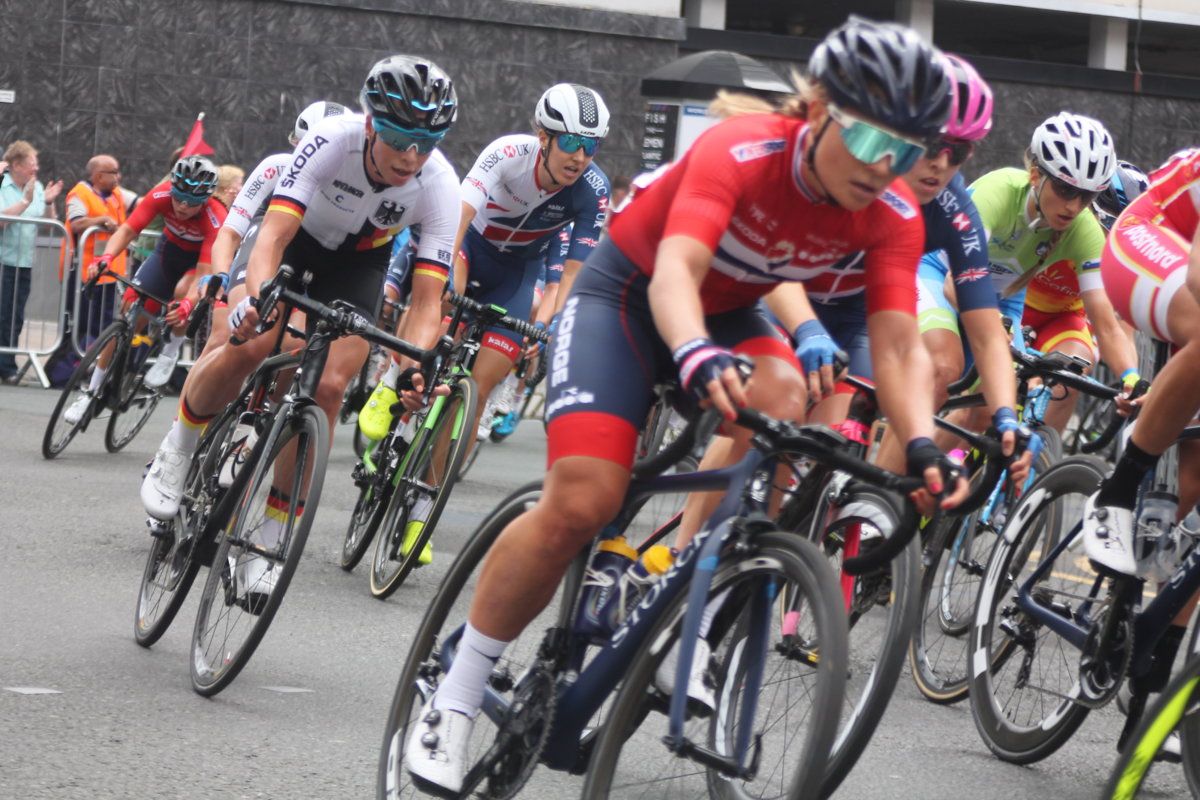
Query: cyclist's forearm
99 224 136 259
648 243 710 351
762 281 817 332
961 308 1018 414
536 283 559 326
209 226 243 276
870 311 936 447
552 259 583 318
394 276 444 370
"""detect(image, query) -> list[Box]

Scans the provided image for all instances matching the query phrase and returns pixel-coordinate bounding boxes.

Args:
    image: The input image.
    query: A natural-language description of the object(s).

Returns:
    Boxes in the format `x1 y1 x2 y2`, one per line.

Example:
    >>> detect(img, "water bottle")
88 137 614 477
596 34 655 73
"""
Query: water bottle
1136 490 1178 581
575 532 638 642
599 544 676 631
218 412 258 489
398 412 419 445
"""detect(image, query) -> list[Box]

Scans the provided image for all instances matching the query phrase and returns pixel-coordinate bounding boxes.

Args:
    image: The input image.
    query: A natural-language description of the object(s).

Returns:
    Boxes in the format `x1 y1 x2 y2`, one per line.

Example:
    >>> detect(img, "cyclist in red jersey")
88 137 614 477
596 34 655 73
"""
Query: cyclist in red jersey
64 157 225 423
404 17 965 794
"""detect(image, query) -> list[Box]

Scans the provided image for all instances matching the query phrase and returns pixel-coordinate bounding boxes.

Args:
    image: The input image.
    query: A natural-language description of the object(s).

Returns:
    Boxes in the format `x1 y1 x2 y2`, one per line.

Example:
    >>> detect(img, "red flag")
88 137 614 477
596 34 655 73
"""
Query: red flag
181 113 214 157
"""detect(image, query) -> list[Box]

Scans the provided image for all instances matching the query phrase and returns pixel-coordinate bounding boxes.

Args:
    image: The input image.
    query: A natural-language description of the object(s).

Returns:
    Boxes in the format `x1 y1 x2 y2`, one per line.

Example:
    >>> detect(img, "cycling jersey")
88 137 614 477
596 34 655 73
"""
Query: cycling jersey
461 133 608 262
267 112 459 279
225 152 291 238
1101 151 1199 343
968 167 1106 314
125 180 226 264
813 173 995 312
608 113 924 316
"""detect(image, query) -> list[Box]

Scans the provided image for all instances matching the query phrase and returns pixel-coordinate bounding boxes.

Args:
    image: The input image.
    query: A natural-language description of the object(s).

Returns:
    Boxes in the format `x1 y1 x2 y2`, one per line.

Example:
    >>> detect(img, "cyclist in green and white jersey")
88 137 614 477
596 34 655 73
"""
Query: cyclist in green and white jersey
967 112 1140 431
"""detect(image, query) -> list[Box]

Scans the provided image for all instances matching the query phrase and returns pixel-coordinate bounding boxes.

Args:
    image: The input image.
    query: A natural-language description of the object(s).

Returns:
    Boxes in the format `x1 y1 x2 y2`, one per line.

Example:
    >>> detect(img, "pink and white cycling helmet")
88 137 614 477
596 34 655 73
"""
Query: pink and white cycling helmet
943 54 992 141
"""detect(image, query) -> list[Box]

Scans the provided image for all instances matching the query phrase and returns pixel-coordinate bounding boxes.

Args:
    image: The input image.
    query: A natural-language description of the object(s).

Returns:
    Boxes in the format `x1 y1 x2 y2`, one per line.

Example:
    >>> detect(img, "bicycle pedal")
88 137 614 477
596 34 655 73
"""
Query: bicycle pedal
146 518 174 540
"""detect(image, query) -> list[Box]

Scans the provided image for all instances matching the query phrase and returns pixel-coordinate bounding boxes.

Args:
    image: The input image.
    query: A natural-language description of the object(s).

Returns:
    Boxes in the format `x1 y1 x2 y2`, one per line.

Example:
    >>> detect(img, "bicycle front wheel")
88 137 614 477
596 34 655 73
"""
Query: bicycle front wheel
190 404 329 696
42 321 125 459
105 337 163 453
369 377 477 599
581 531 848 800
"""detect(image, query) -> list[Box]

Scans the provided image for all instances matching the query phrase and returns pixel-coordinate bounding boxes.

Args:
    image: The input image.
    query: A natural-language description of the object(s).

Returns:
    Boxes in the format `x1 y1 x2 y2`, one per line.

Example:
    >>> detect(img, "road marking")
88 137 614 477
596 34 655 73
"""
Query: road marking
262 685 313 693
4 687 62 695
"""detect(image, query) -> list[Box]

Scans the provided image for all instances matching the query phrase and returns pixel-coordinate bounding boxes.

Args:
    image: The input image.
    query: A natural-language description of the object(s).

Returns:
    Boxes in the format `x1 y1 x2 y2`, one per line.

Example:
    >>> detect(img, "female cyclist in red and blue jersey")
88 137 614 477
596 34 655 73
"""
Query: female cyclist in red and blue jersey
404 17 967 794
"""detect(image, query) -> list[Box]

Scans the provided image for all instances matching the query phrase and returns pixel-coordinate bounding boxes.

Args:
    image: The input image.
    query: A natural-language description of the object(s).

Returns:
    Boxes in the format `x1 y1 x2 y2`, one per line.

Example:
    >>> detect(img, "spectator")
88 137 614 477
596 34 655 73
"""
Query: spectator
65 154 139 343
0 141 63 382
215 164 244 209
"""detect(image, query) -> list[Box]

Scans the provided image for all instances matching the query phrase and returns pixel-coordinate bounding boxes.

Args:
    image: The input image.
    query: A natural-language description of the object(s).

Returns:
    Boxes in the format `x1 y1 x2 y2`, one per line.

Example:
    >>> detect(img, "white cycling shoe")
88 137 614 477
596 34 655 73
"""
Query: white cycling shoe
63 393 93 425
233 553 278 614
141 434 190 520
1081 491 1138 576
144 351 179 389
655 637 716 714
405 695 474 796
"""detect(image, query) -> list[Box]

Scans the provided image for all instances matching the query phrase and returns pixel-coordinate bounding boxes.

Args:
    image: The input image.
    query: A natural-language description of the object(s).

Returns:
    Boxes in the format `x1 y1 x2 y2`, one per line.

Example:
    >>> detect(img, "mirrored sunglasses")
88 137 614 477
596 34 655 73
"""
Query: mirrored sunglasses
373 117 444 154
1044 172 1100 205
555 133 600 156
826 103 927 175
170 188 208 206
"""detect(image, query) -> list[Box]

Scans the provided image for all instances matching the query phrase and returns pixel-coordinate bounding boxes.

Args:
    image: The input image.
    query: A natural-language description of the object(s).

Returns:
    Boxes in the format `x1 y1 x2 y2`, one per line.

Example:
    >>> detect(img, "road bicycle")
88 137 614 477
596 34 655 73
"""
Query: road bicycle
378 401 934 799
131 264 441 696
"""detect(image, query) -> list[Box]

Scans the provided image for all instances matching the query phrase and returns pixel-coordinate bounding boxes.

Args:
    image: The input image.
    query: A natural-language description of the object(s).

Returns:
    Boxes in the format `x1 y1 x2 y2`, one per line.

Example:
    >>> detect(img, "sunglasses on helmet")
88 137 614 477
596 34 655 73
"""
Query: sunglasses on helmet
555 133 600 157
927 137 975 167
1041 171 1100 205
372 116 445 155
826 103 928 175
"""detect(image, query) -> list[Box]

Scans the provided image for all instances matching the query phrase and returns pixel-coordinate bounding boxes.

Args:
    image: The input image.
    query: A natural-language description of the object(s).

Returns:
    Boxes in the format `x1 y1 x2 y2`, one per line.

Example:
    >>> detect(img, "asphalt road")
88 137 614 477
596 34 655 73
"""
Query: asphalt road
0 383 1189 799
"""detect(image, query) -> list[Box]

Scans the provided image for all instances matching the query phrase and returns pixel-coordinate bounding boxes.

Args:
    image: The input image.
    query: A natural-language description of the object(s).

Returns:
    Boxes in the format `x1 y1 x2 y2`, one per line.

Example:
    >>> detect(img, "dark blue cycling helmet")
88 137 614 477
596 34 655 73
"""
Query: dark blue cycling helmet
1093 160 1150 228
808 16 951 140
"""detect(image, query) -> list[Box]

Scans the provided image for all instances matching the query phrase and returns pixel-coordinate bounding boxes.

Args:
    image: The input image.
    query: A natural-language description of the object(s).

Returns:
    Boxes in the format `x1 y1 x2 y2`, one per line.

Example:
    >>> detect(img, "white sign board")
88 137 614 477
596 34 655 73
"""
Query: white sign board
0 90 14 104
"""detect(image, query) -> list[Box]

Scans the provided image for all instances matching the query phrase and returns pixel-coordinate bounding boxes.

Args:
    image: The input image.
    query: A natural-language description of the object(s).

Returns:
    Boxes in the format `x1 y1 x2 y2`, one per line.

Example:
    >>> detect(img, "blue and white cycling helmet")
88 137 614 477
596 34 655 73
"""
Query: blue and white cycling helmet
535 83 610 139
170 155 218 200
1093 160 1149 229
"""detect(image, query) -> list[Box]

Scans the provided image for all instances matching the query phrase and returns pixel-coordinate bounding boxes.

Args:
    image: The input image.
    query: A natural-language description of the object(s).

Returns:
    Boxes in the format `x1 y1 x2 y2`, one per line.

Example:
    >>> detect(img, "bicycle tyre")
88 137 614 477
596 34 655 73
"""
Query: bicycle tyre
377 481 546 799
968 455 1109 764
805 483 921 797
42 321 126 459
105 337 164 453
1107 651 1200 799
370 376 478 599
133 406 238 647
910 427 1061 704
580 532 849 800
341 447 395 572
190 404 329 696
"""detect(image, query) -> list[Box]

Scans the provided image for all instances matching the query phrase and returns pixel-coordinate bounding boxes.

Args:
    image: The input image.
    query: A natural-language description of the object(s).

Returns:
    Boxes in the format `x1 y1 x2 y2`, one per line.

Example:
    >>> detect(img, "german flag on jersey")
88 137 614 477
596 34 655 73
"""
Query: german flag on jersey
268 197 306 221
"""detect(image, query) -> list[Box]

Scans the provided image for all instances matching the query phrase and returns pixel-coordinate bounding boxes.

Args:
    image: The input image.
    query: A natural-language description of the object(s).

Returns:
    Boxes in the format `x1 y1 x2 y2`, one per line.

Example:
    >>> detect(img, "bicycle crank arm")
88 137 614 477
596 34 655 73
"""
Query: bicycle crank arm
663 732 762 780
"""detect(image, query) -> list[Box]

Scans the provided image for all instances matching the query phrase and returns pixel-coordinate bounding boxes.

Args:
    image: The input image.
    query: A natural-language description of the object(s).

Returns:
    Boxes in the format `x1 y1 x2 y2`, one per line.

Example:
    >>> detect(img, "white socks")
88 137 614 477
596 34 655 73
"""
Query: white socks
87 365 107 393
434 622 510 717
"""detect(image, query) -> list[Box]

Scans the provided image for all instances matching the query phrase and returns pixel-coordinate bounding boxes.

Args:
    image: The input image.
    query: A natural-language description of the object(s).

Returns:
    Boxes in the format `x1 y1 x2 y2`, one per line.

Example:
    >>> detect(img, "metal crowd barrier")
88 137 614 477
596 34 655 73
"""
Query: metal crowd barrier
71 225 165 359
0 213 72 388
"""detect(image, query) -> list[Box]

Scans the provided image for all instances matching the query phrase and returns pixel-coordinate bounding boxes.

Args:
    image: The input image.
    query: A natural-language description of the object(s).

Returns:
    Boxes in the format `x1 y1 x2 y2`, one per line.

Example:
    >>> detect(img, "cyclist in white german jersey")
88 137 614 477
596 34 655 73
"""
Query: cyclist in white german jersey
139 58 462 594
357 83 610 444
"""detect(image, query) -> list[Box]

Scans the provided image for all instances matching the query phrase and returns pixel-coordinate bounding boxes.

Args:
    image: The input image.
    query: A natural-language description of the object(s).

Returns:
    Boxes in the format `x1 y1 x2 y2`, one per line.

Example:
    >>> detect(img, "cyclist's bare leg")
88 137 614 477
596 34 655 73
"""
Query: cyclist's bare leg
469 455 630 640
466 345 514 450
1129 288 1200 455
1042 337 1094 433
675 355 806 548
94 298 135 371
923 328 967 413
1172 440 1200 625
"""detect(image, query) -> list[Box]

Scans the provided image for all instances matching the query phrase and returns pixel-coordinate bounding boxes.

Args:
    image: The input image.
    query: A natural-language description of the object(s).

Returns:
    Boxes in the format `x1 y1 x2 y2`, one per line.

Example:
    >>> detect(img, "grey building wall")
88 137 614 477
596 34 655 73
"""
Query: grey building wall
722 49 1200 183
0 0 683 195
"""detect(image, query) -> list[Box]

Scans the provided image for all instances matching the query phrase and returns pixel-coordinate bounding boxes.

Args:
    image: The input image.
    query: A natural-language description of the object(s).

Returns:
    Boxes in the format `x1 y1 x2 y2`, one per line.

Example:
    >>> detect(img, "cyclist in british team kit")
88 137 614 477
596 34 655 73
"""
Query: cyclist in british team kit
66 156 227 424
197 100 348 351
403 18 970 793
356 83 610 451
138 56 462 599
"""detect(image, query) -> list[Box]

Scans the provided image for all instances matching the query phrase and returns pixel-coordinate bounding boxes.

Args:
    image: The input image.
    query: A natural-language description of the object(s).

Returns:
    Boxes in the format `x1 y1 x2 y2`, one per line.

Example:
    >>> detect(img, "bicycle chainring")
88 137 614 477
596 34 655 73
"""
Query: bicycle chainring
483 666 556 800
1077 602 1133 709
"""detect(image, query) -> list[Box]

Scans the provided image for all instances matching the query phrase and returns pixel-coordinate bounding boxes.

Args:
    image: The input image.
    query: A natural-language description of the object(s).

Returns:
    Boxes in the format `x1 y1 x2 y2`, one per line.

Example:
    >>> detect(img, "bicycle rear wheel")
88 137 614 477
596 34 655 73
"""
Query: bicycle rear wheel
910 430 1060 704
369 377 477 599
968 456 1107 764
580 532 848 800
133 407 238 647
379 482 571 799
42 321 125 459
105 337 163 453
190 404 329 696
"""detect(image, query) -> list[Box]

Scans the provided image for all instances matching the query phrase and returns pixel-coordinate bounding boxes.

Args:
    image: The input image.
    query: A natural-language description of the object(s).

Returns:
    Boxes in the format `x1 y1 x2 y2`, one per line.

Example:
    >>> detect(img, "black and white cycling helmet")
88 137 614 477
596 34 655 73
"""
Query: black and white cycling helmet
808 15 951 140
535 83 610 139
291 100 347 145
1093 160 1149 228
360 55 457 134
1030 112 1117 192
170 155 218 198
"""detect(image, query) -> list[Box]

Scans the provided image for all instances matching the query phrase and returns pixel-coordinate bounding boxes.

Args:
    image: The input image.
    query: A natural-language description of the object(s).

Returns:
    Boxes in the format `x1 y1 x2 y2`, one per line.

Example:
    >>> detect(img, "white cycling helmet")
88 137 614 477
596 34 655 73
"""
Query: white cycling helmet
1030 112 1117 192
535 83 610 139
291 100 347 145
